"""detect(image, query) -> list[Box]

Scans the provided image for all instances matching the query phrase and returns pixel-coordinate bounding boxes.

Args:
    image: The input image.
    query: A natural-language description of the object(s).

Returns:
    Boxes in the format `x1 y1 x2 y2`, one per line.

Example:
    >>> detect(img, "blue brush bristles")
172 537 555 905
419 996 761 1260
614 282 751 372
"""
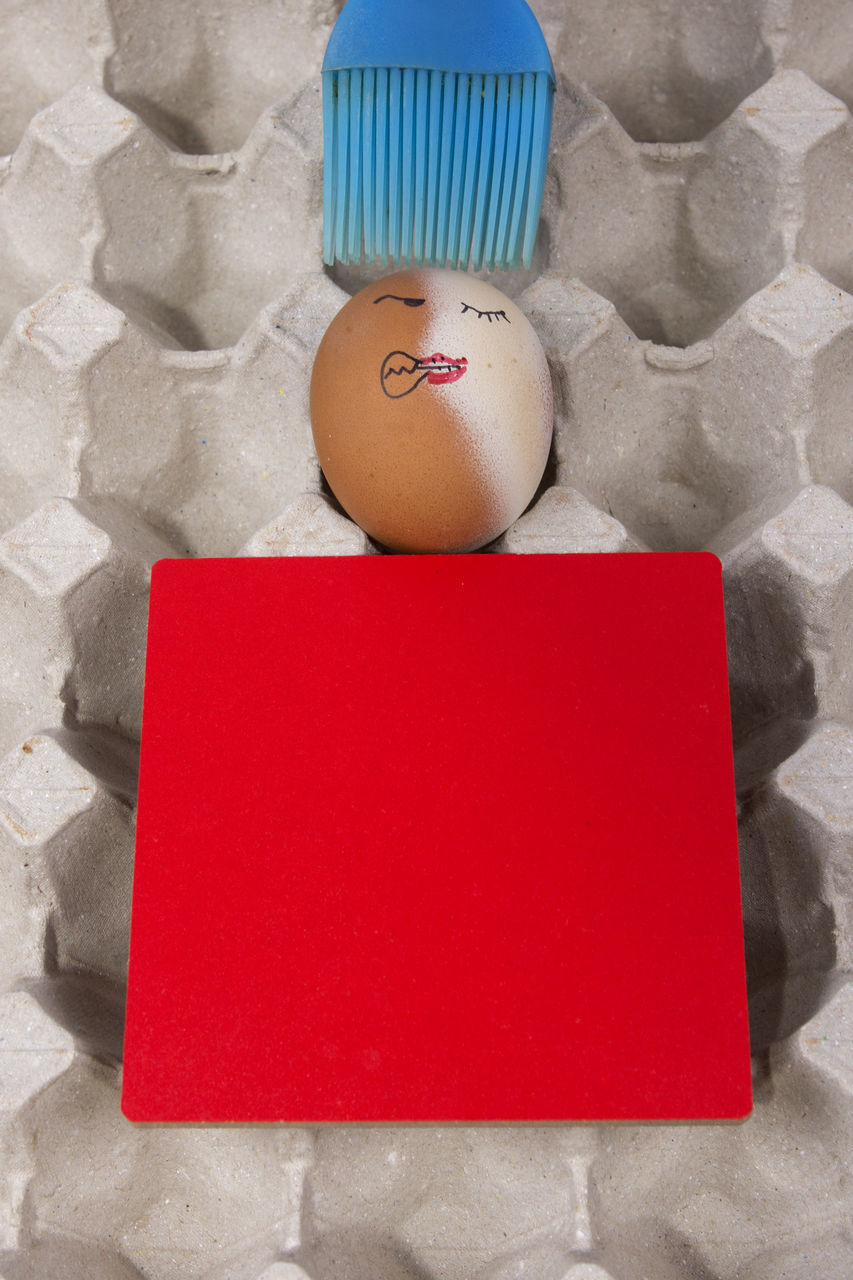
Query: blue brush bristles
322 0 555 271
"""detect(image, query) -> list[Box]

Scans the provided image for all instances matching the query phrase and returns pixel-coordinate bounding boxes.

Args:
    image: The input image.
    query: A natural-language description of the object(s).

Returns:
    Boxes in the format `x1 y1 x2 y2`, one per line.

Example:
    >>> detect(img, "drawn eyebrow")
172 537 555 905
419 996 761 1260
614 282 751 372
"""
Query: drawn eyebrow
374 294 426 307
461 302 511 323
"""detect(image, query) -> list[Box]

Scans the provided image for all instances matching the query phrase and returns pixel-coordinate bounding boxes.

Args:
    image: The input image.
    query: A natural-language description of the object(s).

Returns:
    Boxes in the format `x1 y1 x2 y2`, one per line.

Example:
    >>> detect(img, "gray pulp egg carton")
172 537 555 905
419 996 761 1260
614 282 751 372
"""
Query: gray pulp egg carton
0 0 852 1275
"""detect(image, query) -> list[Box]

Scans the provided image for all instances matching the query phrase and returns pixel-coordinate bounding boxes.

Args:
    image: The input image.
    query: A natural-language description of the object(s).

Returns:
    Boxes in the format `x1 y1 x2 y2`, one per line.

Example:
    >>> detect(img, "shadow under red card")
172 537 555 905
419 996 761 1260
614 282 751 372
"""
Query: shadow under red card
122 552 751 1122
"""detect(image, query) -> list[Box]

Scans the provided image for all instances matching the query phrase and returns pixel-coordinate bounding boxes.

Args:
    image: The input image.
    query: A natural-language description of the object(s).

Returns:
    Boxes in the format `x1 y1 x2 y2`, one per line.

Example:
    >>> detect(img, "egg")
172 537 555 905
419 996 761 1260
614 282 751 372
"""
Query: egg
309 269 553 553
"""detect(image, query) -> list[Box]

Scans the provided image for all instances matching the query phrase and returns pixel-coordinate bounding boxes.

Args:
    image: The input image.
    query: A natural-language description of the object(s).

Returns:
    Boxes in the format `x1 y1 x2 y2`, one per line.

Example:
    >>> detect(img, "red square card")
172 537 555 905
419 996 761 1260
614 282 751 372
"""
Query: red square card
122 553 751 1122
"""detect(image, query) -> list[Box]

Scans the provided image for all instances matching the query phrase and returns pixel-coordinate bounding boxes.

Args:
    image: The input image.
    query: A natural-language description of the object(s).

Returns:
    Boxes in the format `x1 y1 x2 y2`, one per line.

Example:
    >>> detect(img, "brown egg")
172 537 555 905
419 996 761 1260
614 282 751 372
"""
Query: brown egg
310 269 553 553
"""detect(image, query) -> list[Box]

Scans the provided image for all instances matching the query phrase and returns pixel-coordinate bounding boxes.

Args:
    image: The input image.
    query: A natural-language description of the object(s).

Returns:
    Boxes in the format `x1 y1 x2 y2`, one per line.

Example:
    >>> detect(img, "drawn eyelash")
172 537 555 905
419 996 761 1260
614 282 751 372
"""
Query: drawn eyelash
461 303 511 323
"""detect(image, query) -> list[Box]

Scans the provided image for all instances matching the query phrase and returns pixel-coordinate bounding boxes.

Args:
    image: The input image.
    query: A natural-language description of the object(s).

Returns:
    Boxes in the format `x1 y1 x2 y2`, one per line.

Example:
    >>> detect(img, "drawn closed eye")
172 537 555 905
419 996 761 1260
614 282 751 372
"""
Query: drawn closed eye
461 302 511 323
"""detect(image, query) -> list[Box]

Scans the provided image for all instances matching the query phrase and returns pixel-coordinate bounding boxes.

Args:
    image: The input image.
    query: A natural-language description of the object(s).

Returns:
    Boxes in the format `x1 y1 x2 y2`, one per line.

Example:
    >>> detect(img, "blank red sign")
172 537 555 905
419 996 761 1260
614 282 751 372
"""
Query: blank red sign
122 553 751 1122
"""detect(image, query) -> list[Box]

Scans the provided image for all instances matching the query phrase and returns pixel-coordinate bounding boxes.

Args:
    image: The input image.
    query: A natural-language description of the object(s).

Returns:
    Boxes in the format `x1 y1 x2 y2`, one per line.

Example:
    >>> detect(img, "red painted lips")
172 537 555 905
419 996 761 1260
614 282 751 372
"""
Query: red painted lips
423 353 468 385
381 350 468 398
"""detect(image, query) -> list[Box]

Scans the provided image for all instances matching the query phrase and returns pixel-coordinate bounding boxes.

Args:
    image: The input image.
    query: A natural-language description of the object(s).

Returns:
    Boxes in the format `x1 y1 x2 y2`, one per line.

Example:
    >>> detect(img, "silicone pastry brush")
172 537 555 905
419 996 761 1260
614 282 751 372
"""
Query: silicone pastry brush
322 0 555 271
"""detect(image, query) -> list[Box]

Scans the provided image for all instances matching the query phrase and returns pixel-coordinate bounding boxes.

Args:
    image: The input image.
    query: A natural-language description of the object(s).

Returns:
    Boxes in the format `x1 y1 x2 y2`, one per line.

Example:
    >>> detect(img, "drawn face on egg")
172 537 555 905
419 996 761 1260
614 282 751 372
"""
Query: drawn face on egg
310 268 554 553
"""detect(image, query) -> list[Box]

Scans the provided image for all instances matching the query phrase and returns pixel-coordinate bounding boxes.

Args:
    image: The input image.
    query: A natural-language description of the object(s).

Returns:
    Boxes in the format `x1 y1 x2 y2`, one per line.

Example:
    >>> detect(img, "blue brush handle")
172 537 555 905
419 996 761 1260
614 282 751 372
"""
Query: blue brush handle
323 0 555 80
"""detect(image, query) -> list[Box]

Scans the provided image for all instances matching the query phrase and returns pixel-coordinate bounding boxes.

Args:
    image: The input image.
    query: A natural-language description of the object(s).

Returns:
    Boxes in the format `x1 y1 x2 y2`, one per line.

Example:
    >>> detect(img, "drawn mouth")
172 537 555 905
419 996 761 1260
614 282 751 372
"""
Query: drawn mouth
380 350 468 399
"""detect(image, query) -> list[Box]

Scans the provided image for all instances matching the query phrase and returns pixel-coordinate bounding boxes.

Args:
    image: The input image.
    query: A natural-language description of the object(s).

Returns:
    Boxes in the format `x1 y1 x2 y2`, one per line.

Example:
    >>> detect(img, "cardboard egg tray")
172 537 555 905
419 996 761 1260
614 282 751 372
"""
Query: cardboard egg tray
0 0 852 1275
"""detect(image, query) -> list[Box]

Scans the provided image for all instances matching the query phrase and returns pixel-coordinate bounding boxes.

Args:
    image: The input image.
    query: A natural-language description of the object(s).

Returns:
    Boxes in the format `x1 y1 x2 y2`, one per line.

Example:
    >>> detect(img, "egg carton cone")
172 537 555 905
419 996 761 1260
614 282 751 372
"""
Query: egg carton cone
0 0 852 1275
